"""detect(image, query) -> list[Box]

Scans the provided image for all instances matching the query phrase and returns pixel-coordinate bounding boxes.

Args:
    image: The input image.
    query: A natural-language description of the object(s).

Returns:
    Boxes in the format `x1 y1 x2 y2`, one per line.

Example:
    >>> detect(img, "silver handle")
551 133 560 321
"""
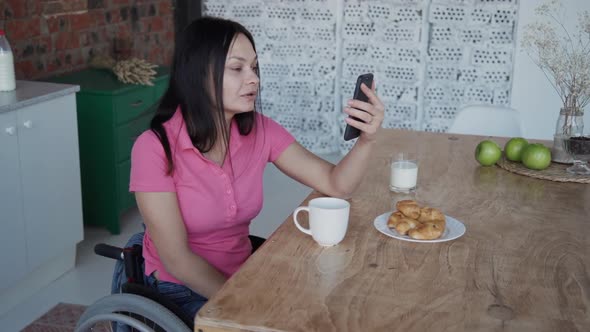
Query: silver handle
23 120 33 129
5 126 16 136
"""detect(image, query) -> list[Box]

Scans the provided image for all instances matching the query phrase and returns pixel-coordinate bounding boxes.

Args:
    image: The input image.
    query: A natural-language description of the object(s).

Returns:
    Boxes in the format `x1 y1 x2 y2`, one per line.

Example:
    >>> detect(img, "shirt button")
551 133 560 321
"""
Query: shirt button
230 205 236 210
226 189 232 194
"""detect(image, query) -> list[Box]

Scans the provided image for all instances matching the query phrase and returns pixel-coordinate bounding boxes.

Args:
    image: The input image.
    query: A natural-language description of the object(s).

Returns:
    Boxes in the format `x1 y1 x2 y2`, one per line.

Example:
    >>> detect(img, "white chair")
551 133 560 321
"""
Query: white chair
448 105 522 137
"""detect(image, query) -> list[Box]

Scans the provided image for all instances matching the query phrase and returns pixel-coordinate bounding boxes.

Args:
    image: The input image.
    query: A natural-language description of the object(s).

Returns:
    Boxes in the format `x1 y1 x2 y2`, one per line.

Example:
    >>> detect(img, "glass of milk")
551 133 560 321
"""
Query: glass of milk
390 152 418 193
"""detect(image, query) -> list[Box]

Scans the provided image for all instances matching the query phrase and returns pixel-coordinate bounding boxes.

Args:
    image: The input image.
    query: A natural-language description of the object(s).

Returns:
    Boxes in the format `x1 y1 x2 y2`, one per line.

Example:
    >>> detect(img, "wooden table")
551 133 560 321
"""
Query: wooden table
195 129 590 332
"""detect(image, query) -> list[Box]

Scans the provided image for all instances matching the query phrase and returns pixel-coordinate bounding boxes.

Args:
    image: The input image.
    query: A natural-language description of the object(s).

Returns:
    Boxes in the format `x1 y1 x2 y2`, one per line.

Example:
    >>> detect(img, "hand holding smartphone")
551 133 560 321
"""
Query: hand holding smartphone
343 73 374 141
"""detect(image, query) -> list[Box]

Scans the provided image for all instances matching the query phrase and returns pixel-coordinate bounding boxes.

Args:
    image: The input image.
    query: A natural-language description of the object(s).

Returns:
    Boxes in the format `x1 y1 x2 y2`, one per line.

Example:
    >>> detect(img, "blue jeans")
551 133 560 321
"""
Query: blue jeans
145 274 208 319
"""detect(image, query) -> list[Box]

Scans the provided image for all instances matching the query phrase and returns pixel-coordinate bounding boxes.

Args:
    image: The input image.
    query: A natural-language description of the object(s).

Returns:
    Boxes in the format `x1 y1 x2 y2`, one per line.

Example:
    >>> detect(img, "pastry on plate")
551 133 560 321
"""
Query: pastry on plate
387 211 405 228
396 200 421 219
408 222 445 240
388 200 446 240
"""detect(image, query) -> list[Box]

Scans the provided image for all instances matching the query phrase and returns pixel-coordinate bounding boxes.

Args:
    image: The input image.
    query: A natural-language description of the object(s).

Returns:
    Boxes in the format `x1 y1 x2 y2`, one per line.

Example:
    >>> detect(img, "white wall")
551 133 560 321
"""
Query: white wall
512 0 590 139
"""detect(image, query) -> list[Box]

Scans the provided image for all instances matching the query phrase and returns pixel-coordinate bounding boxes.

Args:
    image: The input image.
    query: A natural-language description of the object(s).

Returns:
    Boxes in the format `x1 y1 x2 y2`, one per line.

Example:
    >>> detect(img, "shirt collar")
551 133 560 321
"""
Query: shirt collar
166 107 244 153
166 108 194 151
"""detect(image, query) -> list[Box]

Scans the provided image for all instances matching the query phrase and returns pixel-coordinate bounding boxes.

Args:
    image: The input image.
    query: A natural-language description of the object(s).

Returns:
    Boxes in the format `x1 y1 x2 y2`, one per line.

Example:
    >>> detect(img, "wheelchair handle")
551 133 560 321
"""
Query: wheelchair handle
94 243 123 260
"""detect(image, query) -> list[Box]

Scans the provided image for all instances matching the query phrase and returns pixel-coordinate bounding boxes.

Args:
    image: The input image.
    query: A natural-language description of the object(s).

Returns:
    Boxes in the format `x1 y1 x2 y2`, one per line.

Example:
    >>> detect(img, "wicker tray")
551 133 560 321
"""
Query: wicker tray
496 157 590 183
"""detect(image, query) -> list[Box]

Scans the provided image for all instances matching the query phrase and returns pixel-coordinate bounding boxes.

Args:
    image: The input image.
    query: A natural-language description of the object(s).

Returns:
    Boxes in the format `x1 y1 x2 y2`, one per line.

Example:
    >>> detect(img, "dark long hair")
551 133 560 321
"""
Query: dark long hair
151 17 258 174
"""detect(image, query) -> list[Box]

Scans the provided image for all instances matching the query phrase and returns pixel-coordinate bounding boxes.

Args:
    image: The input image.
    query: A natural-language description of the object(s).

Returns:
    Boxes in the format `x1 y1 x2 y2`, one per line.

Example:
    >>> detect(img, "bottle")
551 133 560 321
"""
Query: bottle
0 30 16 92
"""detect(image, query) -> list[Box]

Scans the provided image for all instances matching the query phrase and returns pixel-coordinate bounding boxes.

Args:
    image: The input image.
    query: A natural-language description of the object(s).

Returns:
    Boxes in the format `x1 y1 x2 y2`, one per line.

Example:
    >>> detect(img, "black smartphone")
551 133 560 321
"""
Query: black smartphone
343 73 374 141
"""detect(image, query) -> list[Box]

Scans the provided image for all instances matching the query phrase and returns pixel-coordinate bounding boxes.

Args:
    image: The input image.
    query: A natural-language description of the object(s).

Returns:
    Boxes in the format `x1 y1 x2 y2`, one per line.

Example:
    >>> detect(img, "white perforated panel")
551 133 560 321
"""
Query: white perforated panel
203 0 518 152
203 0 339 154
423 0 517 132
339 0 425 153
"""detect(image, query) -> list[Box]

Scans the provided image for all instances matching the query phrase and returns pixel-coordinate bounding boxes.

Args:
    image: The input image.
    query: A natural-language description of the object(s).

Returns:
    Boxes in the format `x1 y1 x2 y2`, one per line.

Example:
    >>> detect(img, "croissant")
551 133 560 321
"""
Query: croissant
387 211 405 228
388 200 446 240
408 222 445 240
396 200 421 219
394 217 422 235
418 207 445 223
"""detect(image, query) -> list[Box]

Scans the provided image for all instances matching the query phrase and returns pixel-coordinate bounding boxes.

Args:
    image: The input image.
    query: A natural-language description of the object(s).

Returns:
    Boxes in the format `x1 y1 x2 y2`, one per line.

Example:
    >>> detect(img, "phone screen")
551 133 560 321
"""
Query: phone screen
343 73 374 141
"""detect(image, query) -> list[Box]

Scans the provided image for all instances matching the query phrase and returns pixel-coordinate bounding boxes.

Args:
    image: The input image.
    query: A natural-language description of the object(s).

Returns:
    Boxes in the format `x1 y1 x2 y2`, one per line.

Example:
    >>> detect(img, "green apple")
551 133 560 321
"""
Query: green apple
504 137 529 162
475 140 502 166
521 143 552 170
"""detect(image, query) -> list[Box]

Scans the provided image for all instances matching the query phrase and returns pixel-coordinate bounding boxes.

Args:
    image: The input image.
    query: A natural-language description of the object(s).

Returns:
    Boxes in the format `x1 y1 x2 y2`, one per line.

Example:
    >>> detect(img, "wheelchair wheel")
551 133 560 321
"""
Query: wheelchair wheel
75 293 191 332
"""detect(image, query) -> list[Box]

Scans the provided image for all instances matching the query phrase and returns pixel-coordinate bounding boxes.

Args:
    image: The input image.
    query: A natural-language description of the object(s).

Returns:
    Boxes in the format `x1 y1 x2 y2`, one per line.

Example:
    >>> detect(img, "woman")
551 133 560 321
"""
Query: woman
130 17 385 319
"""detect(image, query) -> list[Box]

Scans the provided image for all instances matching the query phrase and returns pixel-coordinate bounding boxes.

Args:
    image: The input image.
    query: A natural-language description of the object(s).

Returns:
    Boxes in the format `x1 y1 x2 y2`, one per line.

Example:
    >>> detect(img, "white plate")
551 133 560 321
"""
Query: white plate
373 211 466 243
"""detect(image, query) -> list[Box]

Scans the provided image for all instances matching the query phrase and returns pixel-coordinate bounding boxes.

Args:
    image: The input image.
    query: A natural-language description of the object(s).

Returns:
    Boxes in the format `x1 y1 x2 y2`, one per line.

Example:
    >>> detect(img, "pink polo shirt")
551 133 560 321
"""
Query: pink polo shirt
129 109 295 284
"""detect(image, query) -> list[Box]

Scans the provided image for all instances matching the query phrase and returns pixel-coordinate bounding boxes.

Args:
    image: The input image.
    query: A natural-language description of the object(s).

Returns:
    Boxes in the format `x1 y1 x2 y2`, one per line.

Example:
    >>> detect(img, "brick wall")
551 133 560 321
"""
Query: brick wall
1 0 175 80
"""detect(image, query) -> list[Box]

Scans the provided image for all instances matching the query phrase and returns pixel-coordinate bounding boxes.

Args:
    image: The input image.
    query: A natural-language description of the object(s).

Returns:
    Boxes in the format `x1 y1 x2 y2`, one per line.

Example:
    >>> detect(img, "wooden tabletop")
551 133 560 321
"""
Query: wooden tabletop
195 129 590 332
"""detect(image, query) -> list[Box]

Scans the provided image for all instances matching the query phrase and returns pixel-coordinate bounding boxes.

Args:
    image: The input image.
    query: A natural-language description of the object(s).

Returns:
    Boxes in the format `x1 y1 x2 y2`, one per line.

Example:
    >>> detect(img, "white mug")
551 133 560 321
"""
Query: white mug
293 197 350 246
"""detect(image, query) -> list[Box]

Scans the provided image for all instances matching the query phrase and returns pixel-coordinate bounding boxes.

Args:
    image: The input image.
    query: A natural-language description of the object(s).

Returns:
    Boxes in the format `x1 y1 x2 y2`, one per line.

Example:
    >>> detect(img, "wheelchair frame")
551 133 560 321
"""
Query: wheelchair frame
75 233 266 332
75 241 192 332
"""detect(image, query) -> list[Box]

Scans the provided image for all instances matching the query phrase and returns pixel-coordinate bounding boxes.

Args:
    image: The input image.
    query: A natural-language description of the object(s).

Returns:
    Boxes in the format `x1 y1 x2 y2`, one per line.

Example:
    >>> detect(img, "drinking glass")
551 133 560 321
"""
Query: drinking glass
390 152 418 193
563 130 590 175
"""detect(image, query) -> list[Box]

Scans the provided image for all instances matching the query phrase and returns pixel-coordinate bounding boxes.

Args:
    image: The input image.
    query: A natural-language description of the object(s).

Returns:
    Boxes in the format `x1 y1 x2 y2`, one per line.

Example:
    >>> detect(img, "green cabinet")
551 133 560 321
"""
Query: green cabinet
45 68 169 234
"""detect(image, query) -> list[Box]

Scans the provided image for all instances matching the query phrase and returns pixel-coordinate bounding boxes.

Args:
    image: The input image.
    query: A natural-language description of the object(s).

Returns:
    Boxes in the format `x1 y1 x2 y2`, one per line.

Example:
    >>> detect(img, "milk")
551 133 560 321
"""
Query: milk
390 160 418 192
0 52 16 91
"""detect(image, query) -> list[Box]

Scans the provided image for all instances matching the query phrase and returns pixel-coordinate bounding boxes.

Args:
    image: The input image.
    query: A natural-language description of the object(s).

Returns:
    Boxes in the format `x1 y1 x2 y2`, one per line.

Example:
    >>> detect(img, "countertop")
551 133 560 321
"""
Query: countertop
0 80 80 114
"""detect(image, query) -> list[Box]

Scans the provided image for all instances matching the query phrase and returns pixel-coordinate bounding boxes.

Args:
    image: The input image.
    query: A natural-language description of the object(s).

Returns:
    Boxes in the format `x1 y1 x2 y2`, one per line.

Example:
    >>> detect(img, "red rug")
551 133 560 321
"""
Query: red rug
21 303 87 332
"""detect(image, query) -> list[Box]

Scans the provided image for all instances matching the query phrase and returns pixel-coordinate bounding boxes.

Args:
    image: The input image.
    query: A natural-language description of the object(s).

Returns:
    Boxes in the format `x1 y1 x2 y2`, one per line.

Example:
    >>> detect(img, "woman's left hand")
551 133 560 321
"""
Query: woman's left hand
343 81 385 143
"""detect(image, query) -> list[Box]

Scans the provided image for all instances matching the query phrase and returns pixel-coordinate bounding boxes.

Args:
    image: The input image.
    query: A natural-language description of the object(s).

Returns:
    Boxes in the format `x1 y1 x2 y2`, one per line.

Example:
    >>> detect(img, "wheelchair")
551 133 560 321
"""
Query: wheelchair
75 232 265 332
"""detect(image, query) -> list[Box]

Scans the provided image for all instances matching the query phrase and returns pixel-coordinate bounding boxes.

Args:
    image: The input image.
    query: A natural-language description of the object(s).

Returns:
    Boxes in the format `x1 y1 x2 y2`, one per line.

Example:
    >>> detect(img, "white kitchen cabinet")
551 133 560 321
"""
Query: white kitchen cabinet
0 110 28 288
0 83 82 315
18 94 83 270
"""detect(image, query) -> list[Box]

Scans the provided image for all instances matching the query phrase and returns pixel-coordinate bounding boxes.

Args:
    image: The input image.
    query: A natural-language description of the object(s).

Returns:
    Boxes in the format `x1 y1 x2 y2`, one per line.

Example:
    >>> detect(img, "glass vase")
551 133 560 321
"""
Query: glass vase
552 107 584 163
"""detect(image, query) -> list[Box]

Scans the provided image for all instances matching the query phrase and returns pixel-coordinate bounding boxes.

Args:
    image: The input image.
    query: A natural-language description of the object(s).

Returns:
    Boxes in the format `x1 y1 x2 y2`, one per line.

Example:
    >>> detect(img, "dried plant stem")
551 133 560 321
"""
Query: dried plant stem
522 0 590 118
114 58 158 86
527 53 566 104
89 55 157 86
548 12 575 55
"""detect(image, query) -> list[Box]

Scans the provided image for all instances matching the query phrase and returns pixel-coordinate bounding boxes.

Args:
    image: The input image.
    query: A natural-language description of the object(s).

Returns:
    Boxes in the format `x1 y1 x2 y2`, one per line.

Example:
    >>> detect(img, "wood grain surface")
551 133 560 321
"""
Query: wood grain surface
195 129 590 332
